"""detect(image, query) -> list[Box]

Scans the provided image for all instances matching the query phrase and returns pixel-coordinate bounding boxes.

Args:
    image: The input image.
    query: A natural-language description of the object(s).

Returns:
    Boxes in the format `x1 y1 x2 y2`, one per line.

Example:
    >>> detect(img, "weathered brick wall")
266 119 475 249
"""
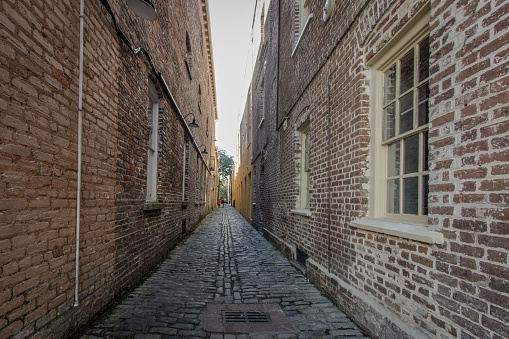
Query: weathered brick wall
425 0 508 337
254 0 508 338
0 0 217 337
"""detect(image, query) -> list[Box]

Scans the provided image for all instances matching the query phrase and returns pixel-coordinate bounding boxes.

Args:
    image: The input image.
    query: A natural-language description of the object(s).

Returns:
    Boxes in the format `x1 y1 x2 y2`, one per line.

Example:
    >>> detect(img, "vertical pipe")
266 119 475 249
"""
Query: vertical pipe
276 0 280 130
327 75 332 273
75 0 84 307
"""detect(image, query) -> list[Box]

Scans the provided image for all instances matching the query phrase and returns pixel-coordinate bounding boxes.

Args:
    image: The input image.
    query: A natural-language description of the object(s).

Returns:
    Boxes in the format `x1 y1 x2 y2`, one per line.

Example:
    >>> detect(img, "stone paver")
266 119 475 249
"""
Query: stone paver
82 206 369 338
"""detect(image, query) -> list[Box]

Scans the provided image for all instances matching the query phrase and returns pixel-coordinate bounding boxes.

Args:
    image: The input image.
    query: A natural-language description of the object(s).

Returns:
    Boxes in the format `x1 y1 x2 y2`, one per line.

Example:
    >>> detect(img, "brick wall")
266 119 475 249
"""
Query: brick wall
252 0 508 338
0 0 218 337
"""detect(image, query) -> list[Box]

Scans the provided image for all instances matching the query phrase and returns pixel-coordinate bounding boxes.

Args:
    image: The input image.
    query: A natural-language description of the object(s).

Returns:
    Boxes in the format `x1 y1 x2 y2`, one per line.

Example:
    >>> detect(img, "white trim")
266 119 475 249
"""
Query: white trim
351 218 443 244
292 13 313 58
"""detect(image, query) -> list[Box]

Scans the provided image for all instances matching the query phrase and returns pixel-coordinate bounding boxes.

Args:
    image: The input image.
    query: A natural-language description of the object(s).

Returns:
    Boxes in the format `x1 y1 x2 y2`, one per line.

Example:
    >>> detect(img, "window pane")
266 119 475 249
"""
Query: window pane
399 92 414 134
403 177 419 215
418 83 429 126
404 134 419 174
422 175 429 215
388 141 401 177
387 179 400 214
423 131 429 171
419 36 430 83
400 49 414 94
384 65 396 104
383 103 396 140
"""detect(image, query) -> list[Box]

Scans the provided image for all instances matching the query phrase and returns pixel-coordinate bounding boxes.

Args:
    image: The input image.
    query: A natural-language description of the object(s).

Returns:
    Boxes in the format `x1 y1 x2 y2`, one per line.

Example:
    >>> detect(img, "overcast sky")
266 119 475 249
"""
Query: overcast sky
209 0 258 157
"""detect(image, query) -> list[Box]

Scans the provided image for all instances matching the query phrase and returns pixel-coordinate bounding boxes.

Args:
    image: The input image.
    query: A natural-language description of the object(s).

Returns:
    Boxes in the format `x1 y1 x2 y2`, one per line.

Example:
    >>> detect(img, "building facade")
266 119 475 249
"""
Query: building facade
232 88 253 222
0 0 218 337
246 0 509 338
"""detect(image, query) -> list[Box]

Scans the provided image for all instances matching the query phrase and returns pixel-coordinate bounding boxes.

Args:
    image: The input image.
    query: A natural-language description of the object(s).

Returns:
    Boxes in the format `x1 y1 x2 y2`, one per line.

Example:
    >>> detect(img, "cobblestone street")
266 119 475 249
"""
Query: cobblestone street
81 206 368 338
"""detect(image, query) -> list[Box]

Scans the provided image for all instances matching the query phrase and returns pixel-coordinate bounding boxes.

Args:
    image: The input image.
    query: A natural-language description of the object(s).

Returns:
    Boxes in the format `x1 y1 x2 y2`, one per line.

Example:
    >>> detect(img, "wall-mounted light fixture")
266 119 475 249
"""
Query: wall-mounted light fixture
323 0 335 22
183 113 199 128
198 144 208 154
127 0 157 20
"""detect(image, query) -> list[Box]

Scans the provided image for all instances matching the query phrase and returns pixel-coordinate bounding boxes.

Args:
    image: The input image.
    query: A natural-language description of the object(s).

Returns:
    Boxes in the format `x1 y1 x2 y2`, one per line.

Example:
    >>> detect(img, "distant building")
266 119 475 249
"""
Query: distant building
241 0 509 338
233 85 253 222
0 0 218 337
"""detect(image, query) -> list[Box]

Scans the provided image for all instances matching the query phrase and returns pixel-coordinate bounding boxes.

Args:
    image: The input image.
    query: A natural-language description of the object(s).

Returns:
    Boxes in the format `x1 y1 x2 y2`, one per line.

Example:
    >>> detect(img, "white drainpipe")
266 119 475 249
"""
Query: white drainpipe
75 0 84 307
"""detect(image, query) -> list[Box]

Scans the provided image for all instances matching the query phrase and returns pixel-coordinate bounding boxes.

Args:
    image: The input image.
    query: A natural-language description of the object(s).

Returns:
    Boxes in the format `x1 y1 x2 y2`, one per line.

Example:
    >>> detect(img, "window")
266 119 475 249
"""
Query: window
292 0 313 56
383 36 429 219
298 0 310 34
182 140 188 201
185 32 192 79
368 7 430 223
146 81 159 201
298 122 310 209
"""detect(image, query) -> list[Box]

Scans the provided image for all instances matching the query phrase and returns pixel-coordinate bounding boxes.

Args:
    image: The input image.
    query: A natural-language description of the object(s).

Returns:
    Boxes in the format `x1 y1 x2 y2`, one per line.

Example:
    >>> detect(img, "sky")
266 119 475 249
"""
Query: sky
208 0 259 157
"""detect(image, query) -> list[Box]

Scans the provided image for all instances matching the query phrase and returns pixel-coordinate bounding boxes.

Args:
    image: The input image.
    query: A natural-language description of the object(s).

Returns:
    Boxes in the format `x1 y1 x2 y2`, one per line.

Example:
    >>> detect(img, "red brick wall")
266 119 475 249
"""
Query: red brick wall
0 0 217 337
254 0 508 338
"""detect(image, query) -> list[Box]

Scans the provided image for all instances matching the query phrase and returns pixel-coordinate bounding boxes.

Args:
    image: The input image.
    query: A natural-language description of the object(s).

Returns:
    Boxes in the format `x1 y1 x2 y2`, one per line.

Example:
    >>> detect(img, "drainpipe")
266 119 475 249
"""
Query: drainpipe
75 0 84 307
276 0 280 130
327 75 332 273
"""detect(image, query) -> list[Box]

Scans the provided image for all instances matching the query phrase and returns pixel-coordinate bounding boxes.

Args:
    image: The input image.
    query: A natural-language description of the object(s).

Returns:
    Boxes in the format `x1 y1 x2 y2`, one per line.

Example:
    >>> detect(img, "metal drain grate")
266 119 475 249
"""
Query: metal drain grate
223 311 271 324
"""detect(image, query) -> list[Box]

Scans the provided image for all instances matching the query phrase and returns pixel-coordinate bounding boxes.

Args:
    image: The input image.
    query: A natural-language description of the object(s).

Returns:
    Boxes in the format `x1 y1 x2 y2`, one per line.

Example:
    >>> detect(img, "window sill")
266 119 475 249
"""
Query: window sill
351 218 443 244
143 201 164 211
292 13 313 58
290 209 312 217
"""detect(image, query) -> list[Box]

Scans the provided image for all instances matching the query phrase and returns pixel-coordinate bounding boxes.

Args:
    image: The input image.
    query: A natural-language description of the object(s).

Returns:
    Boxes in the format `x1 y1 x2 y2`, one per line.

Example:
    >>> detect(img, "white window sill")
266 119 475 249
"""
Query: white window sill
292 14 313 58
290 209 312 217
351 218 444 244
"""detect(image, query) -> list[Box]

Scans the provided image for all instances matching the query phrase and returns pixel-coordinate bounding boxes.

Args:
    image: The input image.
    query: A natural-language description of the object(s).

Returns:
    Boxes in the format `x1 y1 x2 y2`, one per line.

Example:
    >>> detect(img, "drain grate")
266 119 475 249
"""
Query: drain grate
223 311 271 324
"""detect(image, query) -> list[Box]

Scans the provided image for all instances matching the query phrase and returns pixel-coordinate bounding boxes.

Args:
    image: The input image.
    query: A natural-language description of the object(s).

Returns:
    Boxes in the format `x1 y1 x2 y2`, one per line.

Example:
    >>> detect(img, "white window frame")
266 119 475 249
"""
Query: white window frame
352 4 442 245
298 121 310 210
300 0 310 31
292 0 313 57
368 8 430 224
182 140 187 201
146 81 159 202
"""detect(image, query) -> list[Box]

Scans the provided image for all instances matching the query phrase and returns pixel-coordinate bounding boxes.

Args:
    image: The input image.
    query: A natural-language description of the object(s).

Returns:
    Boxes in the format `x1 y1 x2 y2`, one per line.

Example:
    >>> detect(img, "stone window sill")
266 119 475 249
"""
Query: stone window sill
143 201 164 211
351 218 444 244
290 209 312 217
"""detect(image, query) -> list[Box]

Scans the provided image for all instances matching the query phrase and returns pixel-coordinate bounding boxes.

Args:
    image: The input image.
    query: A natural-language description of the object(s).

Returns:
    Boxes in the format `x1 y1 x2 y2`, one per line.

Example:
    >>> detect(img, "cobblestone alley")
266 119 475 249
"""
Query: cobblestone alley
81 206 369 338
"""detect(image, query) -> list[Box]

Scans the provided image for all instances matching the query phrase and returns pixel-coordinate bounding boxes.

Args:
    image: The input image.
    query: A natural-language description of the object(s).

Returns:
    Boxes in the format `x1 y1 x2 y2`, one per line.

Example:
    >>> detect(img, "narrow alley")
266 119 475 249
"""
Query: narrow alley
81 206 368 339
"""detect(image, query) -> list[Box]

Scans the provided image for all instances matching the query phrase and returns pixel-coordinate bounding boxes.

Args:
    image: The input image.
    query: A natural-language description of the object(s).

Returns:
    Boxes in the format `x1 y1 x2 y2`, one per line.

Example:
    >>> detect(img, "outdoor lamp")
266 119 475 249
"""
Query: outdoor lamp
126 0 157 20
198 144 208 154
183 113 199 128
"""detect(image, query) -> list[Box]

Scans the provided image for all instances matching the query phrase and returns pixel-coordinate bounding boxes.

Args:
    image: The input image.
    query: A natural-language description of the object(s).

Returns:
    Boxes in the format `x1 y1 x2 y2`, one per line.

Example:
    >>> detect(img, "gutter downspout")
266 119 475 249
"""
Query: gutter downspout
276 0 280 131
75 0 84 307
327 75 332 273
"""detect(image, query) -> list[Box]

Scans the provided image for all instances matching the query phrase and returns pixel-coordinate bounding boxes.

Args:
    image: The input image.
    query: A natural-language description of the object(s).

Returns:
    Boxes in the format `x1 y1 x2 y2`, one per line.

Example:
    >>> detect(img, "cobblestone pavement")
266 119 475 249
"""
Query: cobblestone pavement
82 206 369 338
